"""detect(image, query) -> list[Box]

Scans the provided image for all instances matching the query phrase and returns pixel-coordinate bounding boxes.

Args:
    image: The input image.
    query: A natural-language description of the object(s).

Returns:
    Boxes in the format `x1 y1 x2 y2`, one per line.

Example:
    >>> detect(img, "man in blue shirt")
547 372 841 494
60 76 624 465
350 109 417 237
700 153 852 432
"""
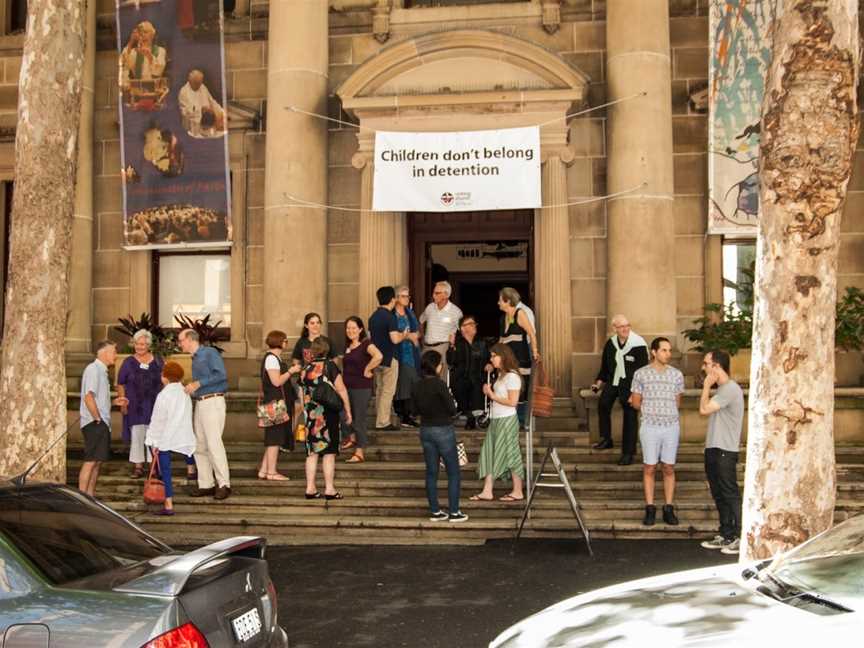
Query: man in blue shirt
369 286 410 431
179 328 231 499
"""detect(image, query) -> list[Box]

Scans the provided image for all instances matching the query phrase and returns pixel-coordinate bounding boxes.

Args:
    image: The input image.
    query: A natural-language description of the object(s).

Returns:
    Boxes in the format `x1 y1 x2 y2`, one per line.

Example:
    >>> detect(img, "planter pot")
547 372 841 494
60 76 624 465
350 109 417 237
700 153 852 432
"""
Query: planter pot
730 349 751 385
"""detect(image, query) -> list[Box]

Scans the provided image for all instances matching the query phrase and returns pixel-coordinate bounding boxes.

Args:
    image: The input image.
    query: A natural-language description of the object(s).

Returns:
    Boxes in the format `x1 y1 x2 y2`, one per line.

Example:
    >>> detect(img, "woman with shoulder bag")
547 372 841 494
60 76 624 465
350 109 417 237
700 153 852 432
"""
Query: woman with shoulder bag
258 330 301 481
472 343 526 503
340 316 383 463
301 337 352 500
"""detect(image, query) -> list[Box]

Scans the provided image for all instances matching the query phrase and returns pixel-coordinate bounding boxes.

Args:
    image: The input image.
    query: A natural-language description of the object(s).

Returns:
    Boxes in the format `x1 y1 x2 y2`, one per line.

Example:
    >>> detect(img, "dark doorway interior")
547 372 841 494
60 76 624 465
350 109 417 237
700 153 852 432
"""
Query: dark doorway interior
408 211 534 337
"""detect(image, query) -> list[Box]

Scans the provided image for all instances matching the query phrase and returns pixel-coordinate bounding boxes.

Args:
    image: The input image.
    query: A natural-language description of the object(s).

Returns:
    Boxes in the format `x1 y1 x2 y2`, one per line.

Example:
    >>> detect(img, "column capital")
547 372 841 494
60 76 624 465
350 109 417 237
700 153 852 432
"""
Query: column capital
352 152 372 170
541 146 575 165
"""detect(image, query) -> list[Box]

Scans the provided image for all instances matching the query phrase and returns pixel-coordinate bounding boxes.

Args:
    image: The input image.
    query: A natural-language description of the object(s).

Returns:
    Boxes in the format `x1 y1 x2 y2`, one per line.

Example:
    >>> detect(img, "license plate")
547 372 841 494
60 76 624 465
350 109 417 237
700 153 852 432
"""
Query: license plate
231 607 262 642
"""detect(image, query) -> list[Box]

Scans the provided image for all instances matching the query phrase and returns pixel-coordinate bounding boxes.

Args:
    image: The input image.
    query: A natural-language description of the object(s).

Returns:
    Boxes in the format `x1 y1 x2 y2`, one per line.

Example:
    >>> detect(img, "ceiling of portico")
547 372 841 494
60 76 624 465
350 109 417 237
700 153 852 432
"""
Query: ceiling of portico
337 29 589 109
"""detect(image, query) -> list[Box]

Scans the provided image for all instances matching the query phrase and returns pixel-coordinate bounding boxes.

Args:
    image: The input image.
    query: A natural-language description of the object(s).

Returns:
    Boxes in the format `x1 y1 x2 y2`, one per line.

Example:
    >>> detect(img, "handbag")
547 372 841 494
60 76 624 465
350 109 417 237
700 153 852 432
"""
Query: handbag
143 452 166 505
531 359 554 418
312 368 343 413
257 355 292 428
440 441 469 469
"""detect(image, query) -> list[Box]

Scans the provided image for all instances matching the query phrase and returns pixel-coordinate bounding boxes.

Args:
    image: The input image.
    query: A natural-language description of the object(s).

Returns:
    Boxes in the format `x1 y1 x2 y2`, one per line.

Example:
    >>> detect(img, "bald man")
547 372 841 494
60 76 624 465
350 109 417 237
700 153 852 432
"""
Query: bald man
178 69 225 137
591 315 648 465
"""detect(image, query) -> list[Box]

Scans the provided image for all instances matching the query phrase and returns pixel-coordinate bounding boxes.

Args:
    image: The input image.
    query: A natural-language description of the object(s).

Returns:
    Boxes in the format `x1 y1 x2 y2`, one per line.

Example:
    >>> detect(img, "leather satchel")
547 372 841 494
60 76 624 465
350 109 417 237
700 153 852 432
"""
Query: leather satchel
143 453 166 505
312 372 343 413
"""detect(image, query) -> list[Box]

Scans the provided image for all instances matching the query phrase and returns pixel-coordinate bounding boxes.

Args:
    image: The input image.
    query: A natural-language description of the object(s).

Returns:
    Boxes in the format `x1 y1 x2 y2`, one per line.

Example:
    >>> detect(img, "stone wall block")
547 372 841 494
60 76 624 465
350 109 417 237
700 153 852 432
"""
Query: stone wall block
570 237 594 277
839 234 864 274
568 200 606 236
571 316 596 352
570 278 606 316
673 195 707 234
93 288 129 325
673 47 709 79
672 115 708 153
94 250 130 288
674 235 705 276
676 276 704 316
95 176 122 212
232 68 267 100
327 244 359 283
673 153 707 194
572 21 606 51
226 41 264 70
98 212 124 250
327 165 361 206
328 210 360 244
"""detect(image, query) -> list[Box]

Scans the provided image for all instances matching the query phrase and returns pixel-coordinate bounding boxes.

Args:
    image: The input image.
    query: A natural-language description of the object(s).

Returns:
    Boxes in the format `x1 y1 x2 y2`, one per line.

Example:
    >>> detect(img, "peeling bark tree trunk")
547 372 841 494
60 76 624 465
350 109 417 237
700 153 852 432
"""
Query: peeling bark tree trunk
0 1 86 483
742 0 859 561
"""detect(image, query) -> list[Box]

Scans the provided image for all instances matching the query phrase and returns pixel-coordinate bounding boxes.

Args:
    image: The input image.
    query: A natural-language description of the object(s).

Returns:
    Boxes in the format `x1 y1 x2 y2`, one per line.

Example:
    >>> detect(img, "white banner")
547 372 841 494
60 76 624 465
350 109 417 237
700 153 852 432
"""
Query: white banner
372 127 541 212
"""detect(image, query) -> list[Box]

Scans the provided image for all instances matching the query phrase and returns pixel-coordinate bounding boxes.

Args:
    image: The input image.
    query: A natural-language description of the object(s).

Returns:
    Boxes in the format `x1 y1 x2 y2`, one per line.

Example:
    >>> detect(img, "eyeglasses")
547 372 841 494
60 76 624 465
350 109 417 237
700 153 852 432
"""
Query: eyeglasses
433 291 446 295
399 294 410 299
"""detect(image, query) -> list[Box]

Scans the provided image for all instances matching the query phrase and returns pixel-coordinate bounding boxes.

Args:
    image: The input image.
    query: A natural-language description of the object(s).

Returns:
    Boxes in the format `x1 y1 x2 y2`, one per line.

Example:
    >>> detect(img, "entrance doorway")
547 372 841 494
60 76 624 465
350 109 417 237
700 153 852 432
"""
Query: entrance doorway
408 211 533 340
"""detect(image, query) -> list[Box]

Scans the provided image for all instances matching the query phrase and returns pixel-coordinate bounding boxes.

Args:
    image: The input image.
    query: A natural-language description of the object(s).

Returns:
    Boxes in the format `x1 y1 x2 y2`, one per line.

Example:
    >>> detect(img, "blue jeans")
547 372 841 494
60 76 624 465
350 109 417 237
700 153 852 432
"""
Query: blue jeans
420 425 461 514
158 451 174 498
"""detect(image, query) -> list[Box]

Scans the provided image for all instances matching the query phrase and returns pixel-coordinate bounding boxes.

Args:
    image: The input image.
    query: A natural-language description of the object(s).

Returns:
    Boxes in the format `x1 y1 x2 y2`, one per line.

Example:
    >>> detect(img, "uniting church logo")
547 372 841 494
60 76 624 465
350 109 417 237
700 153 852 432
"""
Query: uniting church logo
440 192 454 206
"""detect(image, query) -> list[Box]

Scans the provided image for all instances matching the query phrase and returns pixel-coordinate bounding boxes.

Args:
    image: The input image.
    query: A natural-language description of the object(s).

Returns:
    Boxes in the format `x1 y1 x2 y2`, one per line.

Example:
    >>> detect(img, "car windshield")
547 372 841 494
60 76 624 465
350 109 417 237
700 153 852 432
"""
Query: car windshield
766 514 864 607
0 485 170 586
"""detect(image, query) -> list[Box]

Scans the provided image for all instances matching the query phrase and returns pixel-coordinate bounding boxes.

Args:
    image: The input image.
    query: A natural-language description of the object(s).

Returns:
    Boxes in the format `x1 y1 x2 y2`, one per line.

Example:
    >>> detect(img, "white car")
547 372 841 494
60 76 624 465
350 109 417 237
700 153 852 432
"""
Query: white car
490 515 863 647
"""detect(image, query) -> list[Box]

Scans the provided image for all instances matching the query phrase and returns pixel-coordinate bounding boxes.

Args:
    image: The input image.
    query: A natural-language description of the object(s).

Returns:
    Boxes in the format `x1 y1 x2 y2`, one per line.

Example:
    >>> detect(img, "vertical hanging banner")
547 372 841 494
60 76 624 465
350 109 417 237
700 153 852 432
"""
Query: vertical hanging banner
708 0 776 235
116 0 232 249
372 127 541 212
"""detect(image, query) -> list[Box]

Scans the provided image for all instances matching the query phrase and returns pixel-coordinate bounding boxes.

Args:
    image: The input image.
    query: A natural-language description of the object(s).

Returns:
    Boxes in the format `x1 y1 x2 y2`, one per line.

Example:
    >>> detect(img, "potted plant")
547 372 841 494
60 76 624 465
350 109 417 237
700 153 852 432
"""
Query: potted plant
173 313 226 354
114 312 179 358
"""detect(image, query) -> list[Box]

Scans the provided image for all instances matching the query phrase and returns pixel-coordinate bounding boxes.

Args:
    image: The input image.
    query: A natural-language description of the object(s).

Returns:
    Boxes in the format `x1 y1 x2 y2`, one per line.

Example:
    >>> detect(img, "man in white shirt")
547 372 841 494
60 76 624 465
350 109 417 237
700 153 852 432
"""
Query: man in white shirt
178 69 225 137
420 281 463 375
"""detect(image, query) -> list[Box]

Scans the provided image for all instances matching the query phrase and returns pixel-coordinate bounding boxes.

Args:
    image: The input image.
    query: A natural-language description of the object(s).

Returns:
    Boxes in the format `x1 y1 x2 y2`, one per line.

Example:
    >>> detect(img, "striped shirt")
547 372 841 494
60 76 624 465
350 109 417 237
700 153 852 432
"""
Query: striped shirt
420 301 463 344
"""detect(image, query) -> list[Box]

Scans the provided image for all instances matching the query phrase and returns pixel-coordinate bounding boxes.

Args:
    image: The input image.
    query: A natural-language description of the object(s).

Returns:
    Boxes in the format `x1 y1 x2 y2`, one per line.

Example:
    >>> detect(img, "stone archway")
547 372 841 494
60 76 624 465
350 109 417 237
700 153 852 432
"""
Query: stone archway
337 29 590 394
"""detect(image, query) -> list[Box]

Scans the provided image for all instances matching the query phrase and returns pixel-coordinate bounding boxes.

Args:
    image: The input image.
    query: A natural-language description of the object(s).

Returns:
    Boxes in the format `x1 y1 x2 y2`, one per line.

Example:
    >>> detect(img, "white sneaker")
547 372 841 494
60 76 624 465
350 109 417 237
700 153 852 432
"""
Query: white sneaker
448 511 469 523
720 538 741 555
700 535 725 550
429 511 449 522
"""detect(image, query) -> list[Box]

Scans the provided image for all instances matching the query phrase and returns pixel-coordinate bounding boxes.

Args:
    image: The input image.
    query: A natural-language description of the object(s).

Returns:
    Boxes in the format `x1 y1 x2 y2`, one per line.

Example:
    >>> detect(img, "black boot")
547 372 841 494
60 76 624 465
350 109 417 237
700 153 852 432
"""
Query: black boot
663 504 679 526
617 454 633 466
643 505 657 526
593 438 613 450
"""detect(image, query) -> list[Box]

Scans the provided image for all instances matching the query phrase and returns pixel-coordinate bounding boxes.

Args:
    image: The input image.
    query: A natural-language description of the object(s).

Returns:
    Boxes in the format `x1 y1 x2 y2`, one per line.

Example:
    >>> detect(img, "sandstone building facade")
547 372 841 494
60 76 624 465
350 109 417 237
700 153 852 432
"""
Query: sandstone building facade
0 0 862 396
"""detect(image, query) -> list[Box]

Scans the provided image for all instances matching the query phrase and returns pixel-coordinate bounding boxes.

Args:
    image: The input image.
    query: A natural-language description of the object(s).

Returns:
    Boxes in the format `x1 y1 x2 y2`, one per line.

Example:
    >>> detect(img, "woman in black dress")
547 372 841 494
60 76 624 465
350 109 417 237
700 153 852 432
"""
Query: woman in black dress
301 337 352 500
497 287 539 426
447 315 490 429
258 330 300 481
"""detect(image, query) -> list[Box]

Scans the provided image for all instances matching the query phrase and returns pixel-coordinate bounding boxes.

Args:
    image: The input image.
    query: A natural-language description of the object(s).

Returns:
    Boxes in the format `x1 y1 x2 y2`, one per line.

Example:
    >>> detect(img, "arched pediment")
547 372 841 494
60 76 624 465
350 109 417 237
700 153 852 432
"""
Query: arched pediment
337 30 589 106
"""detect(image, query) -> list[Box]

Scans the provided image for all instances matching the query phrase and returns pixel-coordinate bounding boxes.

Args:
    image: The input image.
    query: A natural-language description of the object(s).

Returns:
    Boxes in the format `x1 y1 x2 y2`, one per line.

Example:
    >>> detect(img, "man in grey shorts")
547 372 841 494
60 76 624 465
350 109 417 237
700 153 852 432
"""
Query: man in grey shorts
629 337 684 526
79 341 127 496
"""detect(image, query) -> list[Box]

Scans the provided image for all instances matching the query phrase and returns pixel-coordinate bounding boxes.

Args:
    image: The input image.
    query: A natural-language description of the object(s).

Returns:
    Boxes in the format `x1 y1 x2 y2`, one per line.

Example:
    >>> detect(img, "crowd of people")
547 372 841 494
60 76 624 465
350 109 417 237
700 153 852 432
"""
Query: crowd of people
77 291 745 551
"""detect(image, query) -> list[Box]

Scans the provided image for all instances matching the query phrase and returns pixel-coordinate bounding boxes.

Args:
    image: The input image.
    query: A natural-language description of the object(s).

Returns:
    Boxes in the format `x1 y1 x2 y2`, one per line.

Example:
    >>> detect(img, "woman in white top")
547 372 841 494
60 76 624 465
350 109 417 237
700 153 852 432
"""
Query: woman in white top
471 343 526 502
145 361 197 515
258 330 302 480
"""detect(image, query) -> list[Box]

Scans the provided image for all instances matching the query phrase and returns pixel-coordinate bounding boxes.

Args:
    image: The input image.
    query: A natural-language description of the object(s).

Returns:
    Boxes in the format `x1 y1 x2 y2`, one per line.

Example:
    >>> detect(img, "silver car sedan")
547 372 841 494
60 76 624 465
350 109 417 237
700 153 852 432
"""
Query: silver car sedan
491 514 863 647
0 482 288 647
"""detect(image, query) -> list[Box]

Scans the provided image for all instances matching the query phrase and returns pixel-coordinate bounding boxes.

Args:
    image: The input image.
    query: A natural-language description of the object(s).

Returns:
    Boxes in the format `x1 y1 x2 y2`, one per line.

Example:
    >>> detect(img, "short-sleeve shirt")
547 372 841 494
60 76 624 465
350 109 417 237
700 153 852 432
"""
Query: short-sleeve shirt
291 336 335 366
80 359 111 429
420 301 463 344
369 307 399 367
631 364 684 427
491 371 521 419
706 380 745 452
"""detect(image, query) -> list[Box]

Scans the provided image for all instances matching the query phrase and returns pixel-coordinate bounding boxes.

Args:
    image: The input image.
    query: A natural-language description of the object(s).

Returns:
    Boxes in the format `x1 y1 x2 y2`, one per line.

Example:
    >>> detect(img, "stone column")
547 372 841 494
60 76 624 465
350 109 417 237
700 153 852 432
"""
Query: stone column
536 152 573 394
354 153 403 318
605 0 676 340
263 0 329 336
66 0 96 353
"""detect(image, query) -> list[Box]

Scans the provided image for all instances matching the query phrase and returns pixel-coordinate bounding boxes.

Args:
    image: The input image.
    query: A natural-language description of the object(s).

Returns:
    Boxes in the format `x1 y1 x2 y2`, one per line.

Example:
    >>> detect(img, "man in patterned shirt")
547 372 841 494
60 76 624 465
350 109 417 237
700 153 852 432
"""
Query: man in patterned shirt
629 337 684 527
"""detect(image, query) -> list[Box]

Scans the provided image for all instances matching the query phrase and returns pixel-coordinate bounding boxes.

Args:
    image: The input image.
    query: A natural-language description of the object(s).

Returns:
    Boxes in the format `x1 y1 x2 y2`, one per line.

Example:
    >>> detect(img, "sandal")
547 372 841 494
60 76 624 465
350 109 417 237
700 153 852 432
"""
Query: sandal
131 466 145 479
469 494 493 501
340 438 357 450
266 473 290 481
324 492 344 500
304 491 322 499
345 454 365 463
499 494 525 502
257 472 268 480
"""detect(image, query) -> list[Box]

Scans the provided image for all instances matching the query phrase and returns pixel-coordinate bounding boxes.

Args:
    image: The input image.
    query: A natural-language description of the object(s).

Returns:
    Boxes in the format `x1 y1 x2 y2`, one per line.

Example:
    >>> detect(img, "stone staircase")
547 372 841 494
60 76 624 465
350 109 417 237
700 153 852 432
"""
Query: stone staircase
65 398 864 546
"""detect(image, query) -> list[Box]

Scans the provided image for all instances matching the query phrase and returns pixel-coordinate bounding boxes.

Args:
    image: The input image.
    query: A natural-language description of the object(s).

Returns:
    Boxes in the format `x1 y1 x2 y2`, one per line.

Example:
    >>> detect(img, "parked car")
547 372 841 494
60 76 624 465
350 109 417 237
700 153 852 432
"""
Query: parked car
0 482 288 647
490 514 863 647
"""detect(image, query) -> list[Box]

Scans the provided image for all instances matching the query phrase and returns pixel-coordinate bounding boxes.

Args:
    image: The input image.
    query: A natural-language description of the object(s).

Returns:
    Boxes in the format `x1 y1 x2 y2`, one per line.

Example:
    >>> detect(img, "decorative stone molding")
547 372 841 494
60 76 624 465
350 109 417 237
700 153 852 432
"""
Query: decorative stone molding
541 0 562 34
371 0 392 43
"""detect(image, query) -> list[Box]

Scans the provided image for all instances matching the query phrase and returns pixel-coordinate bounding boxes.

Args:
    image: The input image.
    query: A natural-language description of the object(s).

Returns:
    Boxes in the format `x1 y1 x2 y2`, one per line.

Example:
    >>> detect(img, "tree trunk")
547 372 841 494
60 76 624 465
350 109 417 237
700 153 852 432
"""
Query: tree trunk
742 0 859 561
0 1 86 483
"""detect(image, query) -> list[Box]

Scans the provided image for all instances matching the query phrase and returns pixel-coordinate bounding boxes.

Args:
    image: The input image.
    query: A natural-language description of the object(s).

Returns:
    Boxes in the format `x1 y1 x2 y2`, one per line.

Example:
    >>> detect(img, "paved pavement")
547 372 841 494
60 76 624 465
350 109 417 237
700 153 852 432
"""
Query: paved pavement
268 539 738 648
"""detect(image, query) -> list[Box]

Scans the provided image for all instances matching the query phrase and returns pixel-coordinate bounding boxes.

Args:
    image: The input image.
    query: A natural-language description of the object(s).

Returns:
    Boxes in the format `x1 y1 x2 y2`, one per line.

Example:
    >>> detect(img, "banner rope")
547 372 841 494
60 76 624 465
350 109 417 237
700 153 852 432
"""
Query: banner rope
285 92 647 132
282 182 648 213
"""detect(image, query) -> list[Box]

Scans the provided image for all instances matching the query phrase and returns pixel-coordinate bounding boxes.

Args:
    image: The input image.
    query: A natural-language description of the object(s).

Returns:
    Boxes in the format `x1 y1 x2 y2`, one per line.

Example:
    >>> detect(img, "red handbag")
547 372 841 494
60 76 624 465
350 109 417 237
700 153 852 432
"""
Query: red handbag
143 450 166 505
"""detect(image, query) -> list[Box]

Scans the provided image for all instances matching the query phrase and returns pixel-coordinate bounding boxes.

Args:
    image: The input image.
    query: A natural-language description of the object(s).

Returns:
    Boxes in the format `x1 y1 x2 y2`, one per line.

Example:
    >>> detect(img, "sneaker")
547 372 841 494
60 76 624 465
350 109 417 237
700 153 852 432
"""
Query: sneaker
720 538 741 555
375 424 400 431
700 535 725 550
401 417 420 428
429 511 449 522
448 511 469 523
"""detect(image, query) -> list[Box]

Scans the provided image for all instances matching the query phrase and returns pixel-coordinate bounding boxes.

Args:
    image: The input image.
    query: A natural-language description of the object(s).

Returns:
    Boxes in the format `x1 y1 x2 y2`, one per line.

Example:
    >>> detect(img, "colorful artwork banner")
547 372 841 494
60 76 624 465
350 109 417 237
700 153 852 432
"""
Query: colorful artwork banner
116 0 232 249
708 0 776 235
372 127 541 212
